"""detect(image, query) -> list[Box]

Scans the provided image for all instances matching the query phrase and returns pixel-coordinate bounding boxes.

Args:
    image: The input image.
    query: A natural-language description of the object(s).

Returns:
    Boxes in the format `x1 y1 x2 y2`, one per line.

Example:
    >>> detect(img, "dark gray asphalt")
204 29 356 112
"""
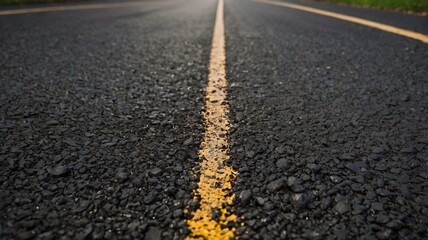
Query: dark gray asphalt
226 0 428 239
0 0 215 239
1 0 427 239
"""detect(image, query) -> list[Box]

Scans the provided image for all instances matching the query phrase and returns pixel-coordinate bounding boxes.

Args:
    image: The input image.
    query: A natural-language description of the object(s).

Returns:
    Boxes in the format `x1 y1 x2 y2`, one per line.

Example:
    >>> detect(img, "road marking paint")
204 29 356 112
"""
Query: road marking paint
254 0 428 44
0 1 150 16
186 0 236 239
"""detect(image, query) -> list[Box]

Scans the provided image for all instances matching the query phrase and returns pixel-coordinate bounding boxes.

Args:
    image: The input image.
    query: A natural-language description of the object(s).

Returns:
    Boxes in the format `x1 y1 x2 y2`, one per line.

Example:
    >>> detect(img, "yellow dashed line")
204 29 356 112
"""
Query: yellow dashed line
186 0 236 239
254 0 428 44
0 1 149 16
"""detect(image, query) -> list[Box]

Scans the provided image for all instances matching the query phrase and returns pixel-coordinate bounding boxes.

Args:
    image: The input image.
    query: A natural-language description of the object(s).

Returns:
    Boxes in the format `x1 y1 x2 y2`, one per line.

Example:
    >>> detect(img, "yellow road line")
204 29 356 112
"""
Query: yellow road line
0 1 150 16
254 0 428 44
186 0 236 239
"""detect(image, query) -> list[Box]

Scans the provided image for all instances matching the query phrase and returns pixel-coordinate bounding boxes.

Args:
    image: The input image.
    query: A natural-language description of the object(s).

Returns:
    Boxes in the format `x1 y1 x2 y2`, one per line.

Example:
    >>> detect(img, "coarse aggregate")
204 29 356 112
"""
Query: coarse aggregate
226 0 428 239
1 0 427 239
0 0 217 239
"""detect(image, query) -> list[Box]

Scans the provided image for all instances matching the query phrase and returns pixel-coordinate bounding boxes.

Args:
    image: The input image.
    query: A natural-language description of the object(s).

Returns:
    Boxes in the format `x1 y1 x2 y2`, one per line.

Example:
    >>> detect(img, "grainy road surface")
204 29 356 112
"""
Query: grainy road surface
0 0 427 239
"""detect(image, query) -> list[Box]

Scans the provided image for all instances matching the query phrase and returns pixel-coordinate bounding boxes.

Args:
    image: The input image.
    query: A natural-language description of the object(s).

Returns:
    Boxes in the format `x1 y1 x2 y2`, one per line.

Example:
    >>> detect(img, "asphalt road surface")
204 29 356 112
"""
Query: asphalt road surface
0 0 427 239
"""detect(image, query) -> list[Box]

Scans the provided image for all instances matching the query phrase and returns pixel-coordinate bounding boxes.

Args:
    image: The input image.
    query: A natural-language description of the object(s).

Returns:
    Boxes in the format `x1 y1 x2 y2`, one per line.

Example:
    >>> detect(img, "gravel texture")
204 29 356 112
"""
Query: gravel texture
0 0 216 239
1 0 427 239
226 0 428 239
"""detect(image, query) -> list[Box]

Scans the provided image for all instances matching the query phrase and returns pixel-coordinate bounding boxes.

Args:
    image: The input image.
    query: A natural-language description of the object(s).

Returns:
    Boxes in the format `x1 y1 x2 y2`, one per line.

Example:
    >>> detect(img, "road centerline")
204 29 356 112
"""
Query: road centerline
254 0 428 44
185 0 236 239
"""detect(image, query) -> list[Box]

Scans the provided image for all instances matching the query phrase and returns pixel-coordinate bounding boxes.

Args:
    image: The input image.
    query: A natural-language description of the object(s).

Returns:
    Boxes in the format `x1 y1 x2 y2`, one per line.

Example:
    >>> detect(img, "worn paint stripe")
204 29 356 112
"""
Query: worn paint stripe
254 0 428 44
186 0 236 239
0 1 150 16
